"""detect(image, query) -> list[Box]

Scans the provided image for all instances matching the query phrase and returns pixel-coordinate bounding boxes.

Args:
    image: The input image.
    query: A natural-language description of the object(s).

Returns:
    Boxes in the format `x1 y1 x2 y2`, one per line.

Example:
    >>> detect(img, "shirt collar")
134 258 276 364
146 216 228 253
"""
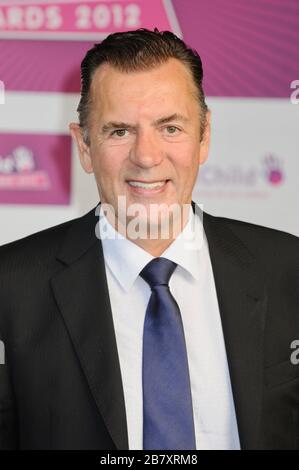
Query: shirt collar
99 203 203 292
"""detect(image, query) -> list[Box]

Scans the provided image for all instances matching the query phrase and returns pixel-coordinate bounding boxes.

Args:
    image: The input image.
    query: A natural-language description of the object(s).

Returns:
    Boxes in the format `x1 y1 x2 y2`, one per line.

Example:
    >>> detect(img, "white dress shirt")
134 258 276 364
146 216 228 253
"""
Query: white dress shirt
98 203 241 450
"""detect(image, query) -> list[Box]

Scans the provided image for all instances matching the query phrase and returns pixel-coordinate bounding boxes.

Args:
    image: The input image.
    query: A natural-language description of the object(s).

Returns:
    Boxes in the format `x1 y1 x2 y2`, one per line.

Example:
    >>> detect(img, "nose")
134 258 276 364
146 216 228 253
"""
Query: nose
129 130 163 168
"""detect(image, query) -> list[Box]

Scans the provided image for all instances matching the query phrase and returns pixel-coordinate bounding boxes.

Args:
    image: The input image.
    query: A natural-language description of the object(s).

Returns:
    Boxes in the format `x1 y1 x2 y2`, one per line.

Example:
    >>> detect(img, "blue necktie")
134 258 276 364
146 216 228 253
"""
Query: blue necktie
140 257 196 450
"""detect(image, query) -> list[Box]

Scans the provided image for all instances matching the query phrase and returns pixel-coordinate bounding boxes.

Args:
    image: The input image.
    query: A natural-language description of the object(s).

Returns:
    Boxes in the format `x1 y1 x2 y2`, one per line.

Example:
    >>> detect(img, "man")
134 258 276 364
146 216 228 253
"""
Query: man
0 28 299 450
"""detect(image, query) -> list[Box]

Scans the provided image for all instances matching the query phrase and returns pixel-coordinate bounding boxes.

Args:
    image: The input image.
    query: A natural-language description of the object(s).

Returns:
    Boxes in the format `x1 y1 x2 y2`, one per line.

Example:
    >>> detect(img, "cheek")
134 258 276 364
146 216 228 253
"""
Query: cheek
170 144 200 173
91 146 125 183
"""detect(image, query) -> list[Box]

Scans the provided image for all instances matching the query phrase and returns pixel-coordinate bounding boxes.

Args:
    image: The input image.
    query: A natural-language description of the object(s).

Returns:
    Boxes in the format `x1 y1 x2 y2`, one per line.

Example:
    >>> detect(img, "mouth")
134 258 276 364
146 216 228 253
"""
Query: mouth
126 179 170 195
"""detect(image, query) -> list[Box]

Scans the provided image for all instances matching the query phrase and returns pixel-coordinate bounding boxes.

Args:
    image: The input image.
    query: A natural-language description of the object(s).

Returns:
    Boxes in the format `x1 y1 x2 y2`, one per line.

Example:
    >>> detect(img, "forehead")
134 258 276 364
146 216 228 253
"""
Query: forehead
90 58 198 112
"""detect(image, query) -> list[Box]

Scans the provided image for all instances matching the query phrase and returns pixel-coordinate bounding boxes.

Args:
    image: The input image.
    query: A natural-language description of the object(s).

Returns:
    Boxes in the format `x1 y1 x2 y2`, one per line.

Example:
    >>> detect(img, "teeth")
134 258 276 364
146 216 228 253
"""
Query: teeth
128 180 166 189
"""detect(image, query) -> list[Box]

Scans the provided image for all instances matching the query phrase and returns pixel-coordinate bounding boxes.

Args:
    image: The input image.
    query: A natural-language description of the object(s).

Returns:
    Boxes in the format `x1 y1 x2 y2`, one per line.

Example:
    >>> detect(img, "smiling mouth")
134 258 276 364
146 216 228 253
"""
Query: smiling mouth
126 179 169 189
126 179 170 195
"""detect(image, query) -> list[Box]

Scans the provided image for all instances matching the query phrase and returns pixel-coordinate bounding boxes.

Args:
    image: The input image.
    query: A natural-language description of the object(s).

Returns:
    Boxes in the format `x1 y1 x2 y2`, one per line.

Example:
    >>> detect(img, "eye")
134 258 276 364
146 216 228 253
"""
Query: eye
165 126 180 135
111 129 128 137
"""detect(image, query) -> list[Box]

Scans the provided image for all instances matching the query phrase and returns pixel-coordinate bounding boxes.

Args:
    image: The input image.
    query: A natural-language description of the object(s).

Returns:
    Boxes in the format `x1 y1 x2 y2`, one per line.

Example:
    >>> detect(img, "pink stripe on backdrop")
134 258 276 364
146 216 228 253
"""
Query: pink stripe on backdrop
0 0 298 97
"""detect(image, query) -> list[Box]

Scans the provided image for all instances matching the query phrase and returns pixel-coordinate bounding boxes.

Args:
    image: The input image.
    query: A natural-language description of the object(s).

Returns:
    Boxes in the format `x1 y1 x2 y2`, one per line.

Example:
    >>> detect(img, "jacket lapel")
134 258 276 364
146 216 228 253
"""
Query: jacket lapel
198 202 267 449
50 204 129 450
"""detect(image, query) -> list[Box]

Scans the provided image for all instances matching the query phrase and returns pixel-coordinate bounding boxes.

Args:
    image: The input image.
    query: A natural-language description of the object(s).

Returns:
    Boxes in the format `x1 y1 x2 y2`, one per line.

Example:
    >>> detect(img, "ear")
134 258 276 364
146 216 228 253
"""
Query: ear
199 109 211 165
69 122 93 174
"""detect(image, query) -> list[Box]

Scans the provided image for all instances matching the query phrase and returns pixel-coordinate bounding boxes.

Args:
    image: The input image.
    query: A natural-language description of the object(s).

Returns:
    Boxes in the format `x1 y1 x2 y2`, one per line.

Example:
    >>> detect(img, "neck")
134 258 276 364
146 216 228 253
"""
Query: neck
103 203 192 256
126 234 177 257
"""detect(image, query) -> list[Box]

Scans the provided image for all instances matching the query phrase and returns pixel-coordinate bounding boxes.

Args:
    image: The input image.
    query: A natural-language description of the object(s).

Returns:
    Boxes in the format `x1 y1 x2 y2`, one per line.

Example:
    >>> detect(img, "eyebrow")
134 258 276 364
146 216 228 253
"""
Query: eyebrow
100 113 189 133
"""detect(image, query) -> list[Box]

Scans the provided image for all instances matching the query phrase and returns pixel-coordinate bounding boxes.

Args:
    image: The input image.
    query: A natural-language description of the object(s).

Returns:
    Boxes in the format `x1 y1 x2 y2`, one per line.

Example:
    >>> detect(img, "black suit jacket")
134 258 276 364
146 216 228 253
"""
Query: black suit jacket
0 201 299 450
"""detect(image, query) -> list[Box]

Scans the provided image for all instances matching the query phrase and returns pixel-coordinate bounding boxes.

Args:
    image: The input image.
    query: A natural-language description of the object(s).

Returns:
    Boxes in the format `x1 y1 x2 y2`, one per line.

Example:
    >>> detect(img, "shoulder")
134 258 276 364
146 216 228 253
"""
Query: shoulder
0 216 73 265
207 212 298 244
0 205 98 275
0 205 99 333
203 211 299 276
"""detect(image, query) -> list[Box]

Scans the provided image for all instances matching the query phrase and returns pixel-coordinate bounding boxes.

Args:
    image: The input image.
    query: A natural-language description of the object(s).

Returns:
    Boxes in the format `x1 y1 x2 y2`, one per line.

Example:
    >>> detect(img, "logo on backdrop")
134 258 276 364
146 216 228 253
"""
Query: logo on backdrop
0 133 72 205
196 153 285 199
0 145 50 190
0 0 181 40
263 154 283 186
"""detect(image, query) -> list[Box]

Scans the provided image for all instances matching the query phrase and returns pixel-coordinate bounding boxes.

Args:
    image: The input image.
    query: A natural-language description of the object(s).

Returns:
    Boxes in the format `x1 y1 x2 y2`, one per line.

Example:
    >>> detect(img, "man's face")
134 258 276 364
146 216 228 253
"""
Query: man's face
71 58 210 231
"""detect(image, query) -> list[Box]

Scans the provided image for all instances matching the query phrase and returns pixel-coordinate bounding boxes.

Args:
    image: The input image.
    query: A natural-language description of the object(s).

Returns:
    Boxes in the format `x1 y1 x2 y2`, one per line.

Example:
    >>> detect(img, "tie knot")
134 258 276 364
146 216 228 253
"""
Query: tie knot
139 257 177 289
